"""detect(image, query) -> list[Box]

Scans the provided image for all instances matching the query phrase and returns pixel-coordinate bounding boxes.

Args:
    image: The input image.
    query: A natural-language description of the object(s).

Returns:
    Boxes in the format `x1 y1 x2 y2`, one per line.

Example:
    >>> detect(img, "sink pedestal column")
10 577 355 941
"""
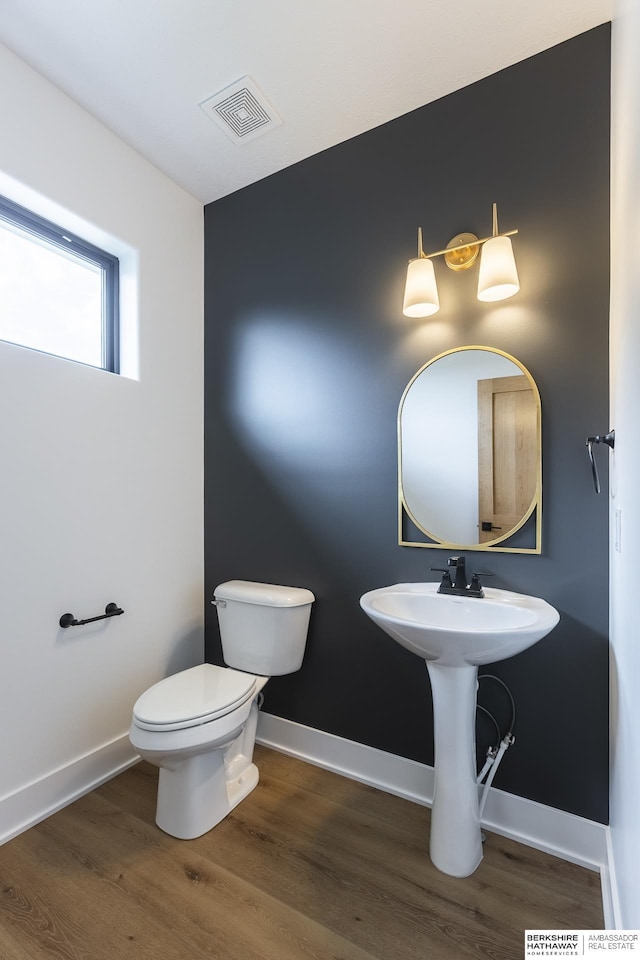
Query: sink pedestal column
426 661 482 877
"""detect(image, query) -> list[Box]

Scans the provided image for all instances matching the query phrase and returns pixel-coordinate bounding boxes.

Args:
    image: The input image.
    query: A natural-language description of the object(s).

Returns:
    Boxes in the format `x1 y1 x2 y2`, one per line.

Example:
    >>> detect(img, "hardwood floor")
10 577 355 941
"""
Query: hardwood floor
0 746 603 960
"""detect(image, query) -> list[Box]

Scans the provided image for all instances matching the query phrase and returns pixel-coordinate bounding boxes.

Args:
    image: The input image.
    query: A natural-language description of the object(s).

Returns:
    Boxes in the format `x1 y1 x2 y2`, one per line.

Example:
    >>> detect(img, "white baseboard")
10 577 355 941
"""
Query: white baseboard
258 710 438 806
601 828 623 930
257 711 609 875
0 734 139 846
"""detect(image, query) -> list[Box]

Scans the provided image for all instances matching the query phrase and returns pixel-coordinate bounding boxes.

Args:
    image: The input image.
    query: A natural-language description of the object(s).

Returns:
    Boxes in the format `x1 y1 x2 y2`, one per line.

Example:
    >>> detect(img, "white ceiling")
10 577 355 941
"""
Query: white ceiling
0 0 612 204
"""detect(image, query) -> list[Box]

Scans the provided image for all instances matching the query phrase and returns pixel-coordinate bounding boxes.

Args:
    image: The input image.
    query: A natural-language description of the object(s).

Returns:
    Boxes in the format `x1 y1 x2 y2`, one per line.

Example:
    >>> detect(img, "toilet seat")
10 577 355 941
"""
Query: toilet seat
132 663 257 732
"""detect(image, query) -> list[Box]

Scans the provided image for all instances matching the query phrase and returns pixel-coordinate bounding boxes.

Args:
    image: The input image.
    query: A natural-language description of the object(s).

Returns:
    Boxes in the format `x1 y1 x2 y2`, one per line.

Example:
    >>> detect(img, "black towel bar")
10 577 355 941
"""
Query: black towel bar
59 603 124 628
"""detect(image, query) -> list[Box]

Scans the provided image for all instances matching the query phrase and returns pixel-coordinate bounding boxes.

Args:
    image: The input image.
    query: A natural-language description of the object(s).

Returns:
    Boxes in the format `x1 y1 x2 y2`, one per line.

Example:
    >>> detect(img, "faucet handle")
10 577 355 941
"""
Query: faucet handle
431 567 453 589
469 571 493 596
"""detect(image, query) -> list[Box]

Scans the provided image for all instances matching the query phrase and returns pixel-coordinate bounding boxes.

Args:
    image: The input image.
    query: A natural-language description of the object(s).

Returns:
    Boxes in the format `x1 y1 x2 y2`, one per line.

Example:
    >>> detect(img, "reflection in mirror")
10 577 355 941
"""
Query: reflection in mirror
398 346 541 553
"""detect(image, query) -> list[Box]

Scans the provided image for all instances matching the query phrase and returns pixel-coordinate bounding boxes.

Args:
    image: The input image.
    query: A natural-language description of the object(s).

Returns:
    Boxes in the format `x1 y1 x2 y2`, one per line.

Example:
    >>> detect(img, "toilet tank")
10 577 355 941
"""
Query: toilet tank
213 580 315 676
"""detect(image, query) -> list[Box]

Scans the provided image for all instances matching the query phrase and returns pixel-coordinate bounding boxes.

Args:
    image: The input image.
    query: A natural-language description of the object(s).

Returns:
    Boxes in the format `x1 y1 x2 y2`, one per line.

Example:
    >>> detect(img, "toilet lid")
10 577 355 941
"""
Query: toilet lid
132 664 257 731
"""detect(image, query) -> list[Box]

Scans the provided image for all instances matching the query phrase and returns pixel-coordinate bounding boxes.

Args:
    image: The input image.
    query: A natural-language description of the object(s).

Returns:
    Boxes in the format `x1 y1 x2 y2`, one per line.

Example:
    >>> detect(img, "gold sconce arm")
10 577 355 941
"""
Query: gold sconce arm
420 228 518 263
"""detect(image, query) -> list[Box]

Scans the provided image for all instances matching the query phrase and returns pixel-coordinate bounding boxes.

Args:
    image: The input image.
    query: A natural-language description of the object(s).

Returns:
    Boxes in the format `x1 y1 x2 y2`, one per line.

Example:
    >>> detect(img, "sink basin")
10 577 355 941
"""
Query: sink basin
360 582 559 667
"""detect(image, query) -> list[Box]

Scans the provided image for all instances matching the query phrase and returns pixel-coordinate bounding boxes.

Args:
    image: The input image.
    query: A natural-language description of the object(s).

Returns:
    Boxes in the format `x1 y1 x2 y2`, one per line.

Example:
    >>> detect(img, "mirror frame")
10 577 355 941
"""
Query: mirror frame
398 345 542 554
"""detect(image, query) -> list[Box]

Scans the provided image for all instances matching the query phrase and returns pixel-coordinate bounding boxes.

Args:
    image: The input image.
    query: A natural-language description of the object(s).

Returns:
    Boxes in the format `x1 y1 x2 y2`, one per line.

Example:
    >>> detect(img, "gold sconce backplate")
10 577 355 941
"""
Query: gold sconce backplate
444 233 480 271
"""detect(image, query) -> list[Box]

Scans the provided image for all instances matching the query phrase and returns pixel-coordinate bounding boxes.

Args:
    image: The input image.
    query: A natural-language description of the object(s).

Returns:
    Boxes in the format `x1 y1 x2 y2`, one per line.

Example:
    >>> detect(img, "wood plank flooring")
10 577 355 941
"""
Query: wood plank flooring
0 746 603 959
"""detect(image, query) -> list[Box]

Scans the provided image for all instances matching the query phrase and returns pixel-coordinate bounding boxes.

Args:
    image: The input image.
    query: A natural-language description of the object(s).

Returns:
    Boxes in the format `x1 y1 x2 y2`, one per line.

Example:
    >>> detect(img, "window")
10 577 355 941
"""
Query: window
0 195 119 372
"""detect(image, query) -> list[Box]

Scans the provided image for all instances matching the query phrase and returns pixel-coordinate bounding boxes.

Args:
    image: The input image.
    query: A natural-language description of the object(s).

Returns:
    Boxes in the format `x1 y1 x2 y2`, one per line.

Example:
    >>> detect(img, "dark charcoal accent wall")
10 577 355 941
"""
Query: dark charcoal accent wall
204 25 611 823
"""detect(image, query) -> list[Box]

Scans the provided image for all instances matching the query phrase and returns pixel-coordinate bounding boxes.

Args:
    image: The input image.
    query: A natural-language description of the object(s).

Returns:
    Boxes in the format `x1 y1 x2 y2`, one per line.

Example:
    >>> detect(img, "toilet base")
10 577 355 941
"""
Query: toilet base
155 749 260 840
227 762 260 814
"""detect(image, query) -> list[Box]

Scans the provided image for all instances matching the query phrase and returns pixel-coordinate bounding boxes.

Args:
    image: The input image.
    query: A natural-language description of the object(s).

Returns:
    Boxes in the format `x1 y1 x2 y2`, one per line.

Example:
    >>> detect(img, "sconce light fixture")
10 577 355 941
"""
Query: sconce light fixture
402 203 519 318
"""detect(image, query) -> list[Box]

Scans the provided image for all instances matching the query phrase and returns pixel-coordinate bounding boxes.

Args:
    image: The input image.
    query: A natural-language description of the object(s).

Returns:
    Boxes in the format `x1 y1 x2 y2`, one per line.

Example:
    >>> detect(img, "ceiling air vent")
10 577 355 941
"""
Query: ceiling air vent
200 77 282 144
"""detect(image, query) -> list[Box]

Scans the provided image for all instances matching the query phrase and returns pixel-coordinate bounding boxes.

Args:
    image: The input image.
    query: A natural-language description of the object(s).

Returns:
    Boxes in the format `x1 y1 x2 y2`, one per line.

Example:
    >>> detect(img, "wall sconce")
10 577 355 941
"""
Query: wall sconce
402 203 519 318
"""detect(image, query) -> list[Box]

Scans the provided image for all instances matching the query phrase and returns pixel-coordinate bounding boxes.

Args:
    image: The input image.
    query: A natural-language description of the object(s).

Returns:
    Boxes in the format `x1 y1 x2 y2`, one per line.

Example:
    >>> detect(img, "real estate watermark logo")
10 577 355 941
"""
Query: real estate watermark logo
525 931 640 957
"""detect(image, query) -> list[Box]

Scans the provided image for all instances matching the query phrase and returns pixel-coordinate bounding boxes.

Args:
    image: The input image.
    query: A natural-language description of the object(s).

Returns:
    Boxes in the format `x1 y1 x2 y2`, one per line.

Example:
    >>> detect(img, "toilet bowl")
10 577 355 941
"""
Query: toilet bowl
130 663 268 839
129 580 314 839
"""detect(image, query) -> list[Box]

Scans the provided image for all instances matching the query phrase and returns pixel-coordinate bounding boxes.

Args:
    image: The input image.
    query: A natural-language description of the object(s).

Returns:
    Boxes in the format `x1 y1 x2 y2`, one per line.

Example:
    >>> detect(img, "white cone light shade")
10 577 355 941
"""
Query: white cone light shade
477 235 520 302
403 257 440 317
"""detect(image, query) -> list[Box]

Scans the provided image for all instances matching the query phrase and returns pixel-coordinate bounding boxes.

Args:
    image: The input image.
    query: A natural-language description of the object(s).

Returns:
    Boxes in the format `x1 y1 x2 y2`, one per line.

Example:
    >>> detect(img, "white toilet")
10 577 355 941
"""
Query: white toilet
129 580 314 839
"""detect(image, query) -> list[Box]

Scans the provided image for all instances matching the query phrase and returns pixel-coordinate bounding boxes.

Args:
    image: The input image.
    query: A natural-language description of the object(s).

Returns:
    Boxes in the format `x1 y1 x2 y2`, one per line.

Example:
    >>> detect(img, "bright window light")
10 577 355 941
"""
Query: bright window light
0 196 119 372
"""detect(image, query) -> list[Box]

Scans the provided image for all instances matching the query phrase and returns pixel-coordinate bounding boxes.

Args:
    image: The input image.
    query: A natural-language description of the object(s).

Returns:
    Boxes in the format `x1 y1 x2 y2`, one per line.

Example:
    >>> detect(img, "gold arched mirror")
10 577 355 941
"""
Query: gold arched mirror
398 346 541 553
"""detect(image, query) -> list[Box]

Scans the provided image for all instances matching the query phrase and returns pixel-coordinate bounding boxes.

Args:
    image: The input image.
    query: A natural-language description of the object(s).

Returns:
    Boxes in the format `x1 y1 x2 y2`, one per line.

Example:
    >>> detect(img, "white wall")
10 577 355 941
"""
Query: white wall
610 1 640 928
0 43 203 839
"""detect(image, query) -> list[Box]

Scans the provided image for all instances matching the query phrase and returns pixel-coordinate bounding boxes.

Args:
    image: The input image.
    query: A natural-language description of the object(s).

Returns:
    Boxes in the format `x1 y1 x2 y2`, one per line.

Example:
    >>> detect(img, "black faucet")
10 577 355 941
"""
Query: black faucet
431 556 489 598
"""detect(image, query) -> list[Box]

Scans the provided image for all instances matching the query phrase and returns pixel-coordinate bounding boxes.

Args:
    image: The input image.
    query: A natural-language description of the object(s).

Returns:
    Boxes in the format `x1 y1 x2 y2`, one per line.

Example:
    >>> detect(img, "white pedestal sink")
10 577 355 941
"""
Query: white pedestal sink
360 582 559 877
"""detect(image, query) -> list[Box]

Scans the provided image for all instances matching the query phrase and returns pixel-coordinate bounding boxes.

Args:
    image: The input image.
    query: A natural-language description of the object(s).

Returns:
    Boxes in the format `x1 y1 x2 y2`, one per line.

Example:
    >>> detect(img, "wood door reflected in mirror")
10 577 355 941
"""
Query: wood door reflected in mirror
398 346 541 553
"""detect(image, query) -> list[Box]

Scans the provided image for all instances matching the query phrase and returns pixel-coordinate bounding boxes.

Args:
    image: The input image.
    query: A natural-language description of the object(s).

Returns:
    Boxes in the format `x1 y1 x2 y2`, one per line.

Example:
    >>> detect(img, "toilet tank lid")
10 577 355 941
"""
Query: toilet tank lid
214 580 315 607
